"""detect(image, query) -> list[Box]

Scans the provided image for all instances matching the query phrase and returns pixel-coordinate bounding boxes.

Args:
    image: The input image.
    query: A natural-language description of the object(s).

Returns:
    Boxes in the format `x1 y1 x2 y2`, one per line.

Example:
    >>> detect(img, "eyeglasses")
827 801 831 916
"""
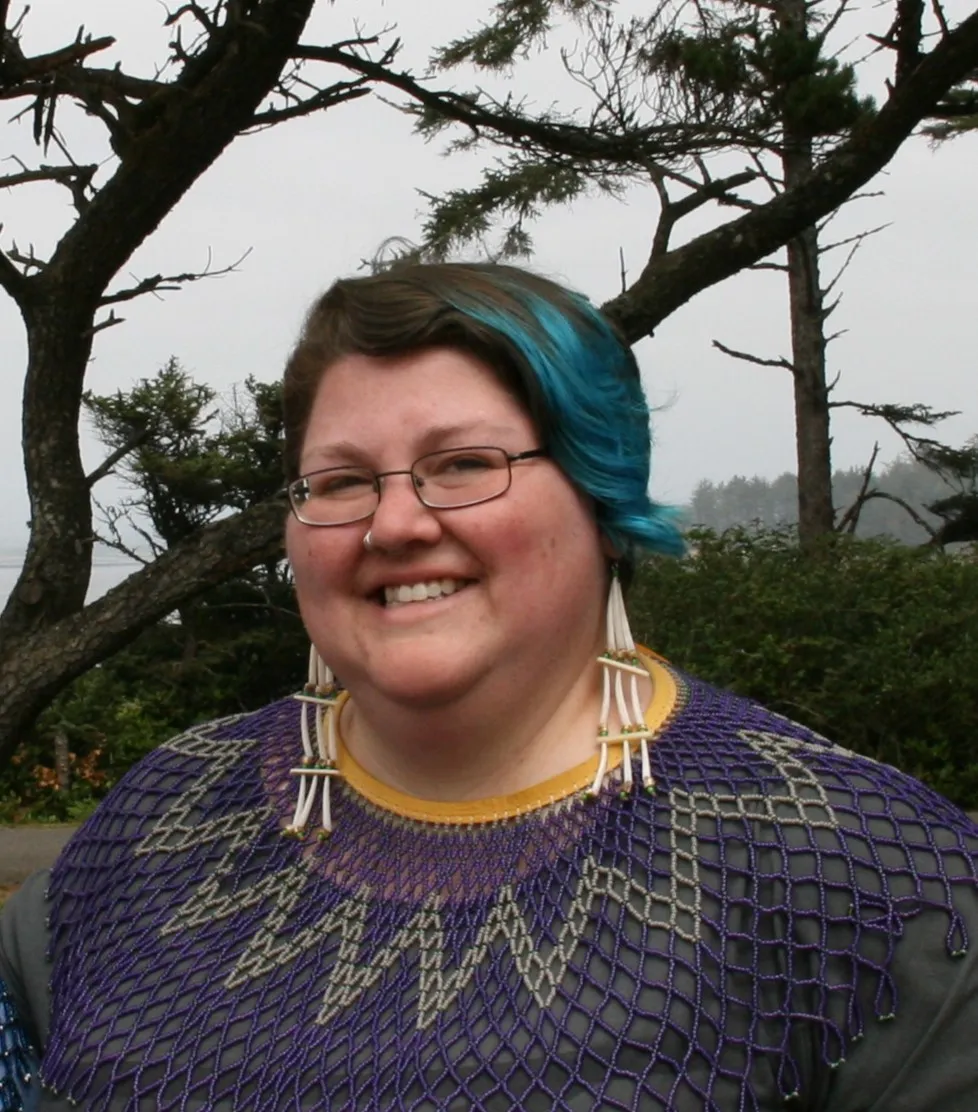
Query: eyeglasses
287 446 548 527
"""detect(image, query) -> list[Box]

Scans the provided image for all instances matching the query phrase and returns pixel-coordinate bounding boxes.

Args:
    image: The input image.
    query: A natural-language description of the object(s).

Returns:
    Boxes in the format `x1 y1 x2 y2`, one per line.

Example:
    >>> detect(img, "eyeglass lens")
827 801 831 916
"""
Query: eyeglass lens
292 447 514 525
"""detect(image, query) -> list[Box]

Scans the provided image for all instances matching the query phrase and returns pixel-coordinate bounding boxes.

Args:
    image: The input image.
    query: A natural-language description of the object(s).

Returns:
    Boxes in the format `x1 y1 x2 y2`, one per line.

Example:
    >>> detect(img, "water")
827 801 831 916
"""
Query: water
0 554 139 609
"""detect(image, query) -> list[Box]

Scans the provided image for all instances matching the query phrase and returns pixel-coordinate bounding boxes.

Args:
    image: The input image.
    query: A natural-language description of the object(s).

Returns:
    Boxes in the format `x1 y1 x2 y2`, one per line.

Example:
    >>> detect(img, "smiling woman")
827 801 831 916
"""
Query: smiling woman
1 263 977 1112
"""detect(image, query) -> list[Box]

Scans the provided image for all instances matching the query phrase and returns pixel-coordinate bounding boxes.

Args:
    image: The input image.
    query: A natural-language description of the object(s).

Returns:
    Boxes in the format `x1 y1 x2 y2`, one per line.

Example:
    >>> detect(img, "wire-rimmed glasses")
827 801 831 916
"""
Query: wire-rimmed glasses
287 446 548 527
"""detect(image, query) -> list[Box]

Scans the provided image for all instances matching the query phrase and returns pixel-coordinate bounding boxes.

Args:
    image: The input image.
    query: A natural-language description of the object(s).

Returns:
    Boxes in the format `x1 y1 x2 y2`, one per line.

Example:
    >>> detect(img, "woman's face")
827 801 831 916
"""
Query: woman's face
286 347 609 710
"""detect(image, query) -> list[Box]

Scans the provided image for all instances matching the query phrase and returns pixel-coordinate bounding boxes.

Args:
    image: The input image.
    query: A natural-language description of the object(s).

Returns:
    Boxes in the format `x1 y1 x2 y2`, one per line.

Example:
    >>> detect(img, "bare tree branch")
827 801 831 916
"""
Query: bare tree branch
648 167 757 258
712 339 794 371
0 34 117 83
851 489 939 539
831 399 960 467
85 428 151 488
820 223 891 255
83 310 125 337
0 160 97 212
603 6 978 341
0 229 31 301
248 79 370 127
6 243 47 271
98 249 252 307
836 442 880 533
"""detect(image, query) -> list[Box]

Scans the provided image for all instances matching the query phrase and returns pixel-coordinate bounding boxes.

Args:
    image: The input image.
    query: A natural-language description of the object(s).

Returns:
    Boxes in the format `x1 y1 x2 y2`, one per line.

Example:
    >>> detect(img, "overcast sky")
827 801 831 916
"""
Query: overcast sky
1 0 975 548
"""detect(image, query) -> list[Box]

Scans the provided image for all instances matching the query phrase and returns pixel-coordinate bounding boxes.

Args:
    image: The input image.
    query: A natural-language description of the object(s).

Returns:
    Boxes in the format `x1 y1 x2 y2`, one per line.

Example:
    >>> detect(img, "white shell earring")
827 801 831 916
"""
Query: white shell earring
363 530 374 551
586 564 655 801
286 645 343 840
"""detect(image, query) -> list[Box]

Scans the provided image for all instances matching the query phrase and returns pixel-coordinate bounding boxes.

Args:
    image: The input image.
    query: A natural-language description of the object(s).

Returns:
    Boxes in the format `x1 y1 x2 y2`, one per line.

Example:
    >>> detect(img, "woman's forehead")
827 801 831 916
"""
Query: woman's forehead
309 350 533 425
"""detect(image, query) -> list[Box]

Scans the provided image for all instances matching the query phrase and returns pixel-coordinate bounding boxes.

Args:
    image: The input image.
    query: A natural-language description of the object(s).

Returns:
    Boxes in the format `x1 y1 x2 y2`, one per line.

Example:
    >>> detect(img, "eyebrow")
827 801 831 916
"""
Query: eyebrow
303 423 523 466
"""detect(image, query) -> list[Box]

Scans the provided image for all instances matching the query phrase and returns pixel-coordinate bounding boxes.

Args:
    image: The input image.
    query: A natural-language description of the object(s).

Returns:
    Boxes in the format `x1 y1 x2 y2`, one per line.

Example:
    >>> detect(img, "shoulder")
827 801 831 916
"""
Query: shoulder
45 699 300 927
0 870 53 1052
654 665 978 924
658 664 975 831
69 698 298 832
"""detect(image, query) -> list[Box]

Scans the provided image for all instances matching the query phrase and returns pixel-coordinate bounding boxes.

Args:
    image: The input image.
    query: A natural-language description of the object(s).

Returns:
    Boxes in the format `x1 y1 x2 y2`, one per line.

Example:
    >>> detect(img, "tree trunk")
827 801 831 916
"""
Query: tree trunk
1 295 99 643
0 1 318 760
0 500 285 766
784 214 834 542
780 0 835 545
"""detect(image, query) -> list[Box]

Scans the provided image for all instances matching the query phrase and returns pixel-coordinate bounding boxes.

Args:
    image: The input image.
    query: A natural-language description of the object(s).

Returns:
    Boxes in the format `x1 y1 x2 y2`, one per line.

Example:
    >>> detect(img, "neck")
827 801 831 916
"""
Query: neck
340 636 614 802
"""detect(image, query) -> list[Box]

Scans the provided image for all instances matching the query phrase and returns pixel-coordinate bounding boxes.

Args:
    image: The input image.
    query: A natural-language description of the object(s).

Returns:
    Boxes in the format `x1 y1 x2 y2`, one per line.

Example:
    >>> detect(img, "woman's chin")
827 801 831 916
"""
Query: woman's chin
360 641 488 709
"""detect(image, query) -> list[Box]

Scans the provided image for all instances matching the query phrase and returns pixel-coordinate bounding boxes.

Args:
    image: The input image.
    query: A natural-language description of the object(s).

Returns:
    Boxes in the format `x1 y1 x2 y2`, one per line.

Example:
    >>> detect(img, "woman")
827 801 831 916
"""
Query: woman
2 263 977 1111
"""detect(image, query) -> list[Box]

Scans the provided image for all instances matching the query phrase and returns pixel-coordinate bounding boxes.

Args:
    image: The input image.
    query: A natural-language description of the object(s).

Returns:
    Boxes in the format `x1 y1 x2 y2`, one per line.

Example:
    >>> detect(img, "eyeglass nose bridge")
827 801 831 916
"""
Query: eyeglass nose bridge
372 466 428 506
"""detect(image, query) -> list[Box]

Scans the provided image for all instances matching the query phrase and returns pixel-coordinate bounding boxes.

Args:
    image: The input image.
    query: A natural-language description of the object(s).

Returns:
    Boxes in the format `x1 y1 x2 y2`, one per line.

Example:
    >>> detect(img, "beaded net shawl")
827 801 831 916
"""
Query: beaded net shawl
29 662 978 1110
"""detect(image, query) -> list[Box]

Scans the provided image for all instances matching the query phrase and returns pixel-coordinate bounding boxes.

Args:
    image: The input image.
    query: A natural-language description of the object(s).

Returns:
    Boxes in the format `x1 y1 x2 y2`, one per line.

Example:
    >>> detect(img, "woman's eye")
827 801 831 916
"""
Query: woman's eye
442 454 493 473
312 473 372 497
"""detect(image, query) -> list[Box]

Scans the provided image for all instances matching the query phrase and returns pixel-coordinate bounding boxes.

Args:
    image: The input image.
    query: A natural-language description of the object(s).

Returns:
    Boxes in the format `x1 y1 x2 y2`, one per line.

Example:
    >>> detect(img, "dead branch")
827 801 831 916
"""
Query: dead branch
0 244 27 299
0 34 116 83
295 42 768 168
712 339 793 371
0 161 95 189
84 310 125 337
648 167 757 258
163 3 216 35
249 79 371 128
0 160 97 212
98 249 252 307
831 399 960 466
847 488 939 539
86 428 151 488
7 244 47 271
819 222 890 255
836 442 880 533
822 239 864 300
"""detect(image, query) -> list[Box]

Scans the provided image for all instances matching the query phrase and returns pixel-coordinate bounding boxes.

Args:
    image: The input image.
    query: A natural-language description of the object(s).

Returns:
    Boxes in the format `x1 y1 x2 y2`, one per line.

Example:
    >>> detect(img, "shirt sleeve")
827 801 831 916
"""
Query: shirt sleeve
809 787 978 1112
0 872 51 1112
0 972 37 1112
825 900 978 1111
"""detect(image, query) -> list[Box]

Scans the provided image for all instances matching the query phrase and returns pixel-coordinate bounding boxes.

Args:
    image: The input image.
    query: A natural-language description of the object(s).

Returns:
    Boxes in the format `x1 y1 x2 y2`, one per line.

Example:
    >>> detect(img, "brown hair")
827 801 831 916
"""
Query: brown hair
282 261 684 564
283 262 595 480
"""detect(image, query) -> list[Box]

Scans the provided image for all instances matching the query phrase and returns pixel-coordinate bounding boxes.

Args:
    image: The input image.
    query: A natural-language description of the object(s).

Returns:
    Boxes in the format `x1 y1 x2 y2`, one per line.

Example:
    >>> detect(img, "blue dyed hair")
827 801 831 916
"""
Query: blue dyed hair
283 263 685 562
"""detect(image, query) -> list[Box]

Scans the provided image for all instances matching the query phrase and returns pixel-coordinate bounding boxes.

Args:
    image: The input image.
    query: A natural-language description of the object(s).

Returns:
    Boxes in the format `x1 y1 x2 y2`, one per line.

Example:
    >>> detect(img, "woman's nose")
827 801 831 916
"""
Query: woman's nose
365 473 442 551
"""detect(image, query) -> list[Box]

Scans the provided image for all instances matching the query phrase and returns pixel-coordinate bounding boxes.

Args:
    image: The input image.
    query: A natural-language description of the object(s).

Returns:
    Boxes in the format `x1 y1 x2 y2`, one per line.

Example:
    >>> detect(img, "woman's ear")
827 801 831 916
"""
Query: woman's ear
600 532 620 561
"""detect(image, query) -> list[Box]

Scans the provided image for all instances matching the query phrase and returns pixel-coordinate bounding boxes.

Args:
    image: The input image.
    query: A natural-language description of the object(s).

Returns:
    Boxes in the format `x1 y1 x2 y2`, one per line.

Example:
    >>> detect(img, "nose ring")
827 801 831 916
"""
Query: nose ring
363 530 374 552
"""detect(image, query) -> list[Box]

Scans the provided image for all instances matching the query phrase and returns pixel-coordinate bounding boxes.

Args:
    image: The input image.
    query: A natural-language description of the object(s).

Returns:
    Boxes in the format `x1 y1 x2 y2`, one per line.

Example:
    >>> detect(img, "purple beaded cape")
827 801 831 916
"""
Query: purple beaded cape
37 664 978 1110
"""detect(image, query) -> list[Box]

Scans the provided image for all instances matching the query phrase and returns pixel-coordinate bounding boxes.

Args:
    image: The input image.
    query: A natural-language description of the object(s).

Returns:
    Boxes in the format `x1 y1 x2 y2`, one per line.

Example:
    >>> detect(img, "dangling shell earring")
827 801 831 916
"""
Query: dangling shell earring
286 645 343 840
587 563 655 800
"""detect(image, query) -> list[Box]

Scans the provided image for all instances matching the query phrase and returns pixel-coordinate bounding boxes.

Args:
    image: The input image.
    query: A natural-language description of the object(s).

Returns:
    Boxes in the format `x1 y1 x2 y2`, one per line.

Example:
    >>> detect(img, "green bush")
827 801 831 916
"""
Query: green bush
1 582 308 822
630 528 978 809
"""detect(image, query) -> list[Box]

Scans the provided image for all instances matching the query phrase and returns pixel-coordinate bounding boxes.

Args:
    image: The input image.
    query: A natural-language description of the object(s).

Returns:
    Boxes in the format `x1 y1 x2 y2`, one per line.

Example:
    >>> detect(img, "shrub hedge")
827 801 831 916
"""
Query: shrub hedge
630 529 978 809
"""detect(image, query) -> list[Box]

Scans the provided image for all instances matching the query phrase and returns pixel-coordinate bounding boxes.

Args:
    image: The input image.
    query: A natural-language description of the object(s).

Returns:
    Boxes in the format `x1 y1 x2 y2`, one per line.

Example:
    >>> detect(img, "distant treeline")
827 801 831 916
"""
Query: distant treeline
682 456 953 543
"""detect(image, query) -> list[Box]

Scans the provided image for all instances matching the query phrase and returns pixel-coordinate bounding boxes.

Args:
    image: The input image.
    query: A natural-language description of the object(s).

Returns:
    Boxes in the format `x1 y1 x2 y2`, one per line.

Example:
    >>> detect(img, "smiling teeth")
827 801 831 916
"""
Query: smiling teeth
384 579 465 607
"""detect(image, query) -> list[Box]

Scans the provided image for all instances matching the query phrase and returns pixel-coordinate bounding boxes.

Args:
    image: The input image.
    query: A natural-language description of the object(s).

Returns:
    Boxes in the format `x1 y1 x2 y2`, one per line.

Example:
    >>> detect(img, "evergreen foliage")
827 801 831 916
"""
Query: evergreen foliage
84 361 285 553
632 529 978 809
686 446 978 544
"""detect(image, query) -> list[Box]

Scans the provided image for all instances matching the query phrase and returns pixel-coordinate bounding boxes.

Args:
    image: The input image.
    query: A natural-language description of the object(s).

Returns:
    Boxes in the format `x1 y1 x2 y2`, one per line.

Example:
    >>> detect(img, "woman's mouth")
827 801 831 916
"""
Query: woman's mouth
380 578 474 608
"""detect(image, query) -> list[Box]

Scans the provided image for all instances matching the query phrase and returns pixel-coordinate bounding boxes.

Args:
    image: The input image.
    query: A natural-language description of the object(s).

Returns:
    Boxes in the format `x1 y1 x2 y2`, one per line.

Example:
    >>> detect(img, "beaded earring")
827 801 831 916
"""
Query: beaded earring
285 645 343 840
587 565 655 800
